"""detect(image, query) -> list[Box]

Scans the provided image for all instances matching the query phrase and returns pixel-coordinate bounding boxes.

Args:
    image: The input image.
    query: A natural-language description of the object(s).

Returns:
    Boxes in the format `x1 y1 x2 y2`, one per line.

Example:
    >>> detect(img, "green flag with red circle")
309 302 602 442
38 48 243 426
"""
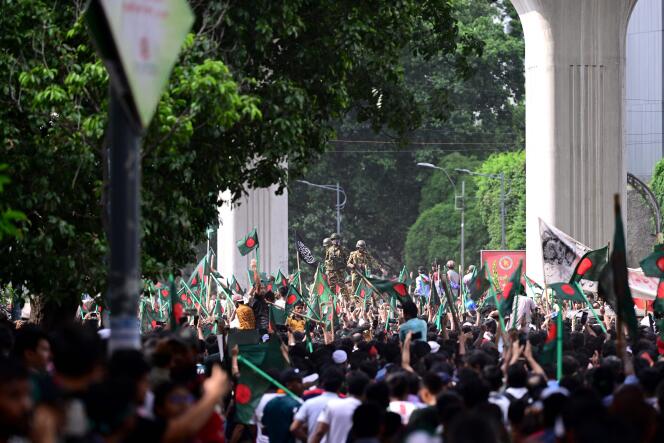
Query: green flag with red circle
285 285 303 316
237 228 259 256
550 281 585 303
570 246 608 283
539 314 558 365
366 276 410 305
640 248 664 279
497 261 523 318
234 336 288 424
468 264 491 301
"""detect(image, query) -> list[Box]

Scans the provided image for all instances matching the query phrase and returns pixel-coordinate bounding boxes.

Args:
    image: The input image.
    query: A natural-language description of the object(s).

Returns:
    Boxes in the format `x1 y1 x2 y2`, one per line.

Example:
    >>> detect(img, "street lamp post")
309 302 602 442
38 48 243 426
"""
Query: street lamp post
455 168 506 250
416 163 465 273
296 180 347 234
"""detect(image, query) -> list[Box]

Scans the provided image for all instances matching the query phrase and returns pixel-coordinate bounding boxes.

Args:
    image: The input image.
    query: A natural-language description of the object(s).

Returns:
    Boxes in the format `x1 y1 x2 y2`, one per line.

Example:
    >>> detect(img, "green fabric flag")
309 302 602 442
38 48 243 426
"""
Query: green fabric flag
313 266 333 304
538 314 559 365
237 228 259 256
275 270 289 290
366 276 410 305
597 198 639 339
354 280 373 300
497 261 522 318
550 282 586 303
570 247 609 283
468 264 491 301
269 305 287 326
234 336 288 424
398 265 413 287
285 285 303 316
639 249 664 279
169 276 183 331
229 275 244 295
655 279 664 316
186 254 209 309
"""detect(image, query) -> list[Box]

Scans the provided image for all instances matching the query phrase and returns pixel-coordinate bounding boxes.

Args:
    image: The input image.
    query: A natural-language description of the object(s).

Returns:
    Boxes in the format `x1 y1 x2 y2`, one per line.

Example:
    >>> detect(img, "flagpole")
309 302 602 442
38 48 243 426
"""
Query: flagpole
181 281 211 316
556 300 563 381
237 355 303 404
296 246 303 293
575 283 607 334
210 274 236 317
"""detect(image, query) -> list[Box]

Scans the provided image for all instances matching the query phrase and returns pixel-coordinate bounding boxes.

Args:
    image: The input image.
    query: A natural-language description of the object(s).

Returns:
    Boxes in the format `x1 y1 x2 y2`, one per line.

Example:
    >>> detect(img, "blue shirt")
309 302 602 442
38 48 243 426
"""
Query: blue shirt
399 318 427 342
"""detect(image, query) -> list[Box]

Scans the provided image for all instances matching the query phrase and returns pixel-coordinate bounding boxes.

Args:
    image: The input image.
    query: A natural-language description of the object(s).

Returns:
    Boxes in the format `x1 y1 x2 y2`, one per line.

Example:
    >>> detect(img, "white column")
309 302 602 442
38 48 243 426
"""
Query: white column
511 0 637 282
217 186 288 287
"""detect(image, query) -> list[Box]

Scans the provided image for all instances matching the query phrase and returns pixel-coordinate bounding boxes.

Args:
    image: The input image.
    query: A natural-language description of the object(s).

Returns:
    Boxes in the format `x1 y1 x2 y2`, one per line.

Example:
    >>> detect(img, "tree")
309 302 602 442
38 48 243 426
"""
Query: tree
474 150 526 250
289 0 524 272
404 153 488 269
0 165 26 241
1 0 467 325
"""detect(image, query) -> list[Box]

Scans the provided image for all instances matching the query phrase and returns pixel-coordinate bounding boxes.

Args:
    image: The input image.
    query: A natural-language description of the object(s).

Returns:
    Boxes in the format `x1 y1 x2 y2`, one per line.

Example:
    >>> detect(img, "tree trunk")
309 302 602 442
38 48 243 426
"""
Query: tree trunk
29 296 79 331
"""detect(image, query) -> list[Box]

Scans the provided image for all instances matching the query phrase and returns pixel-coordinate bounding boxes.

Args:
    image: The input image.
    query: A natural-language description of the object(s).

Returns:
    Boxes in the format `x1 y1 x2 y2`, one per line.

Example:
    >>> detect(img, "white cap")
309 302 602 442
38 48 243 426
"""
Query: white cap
332 349 348 364
427 341 440 353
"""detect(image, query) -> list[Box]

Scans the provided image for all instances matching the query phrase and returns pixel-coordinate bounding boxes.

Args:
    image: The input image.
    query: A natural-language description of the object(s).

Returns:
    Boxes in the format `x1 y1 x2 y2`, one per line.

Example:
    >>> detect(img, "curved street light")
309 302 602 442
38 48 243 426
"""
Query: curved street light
296 180 347 234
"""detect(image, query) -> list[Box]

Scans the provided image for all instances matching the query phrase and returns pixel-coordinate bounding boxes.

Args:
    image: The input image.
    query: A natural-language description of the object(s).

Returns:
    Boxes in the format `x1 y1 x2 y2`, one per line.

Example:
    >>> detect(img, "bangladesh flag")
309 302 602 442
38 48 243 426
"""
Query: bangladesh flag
640 248 664 279
354 281 373 300
275 270 289 290
169 276 184 330
188 254 209 289
366 276 409 305
269 305 287 327
237 228 259 256
570 247 609 283
313 266 333 304
285 285 302 316
398 265 413 287
598 197 639 339
234 336 288 424
539 316 558 365
550 281 585 302
496 261 523 318
468 264 491 301
154 282 171 299
655 279 664 314
229 275 245 296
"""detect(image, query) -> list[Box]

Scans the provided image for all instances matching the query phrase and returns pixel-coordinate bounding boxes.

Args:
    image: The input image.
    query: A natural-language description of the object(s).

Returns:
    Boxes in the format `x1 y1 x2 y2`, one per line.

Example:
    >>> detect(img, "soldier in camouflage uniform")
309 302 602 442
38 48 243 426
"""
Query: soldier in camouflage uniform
325 233 348 298
347 240 384 293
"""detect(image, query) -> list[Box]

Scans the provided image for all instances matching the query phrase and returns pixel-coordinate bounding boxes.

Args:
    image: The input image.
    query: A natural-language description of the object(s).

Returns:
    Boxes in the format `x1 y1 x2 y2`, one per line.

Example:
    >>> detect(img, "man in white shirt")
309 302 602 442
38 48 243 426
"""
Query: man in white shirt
414 267 431 299
309 371 369 443
291 369 344 442
253 389 282 443
446 260 461 300
510 294 537 331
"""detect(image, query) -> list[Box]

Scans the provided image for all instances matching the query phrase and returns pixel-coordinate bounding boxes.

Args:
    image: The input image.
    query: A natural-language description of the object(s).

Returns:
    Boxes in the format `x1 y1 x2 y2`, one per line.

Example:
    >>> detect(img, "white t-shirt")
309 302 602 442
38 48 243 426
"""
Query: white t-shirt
388 400 419 424
253 392 282 442
293 392 338 442
511 295 536 329
316 397 361 443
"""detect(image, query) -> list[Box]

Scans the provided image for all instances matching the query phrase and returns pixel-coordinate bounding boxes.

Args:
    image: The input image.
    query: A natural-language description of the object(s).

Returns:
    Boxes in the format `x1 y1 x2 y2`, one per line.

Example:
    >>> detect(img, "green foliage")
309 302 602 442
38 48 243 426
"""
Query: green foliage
0 165 26 240
0 1 257 303
475 150 526 249
405 153 488 269
651 159 664 217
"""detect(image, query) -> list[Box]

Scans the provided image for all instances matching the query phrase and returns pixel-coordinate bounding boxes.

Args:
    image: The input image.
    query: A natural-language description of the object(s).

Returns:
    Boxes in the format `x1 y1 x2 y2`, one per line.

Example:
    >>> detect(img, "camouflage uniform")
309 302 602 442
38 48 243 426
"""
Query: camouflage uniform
347 249 380 293
325 245 347 297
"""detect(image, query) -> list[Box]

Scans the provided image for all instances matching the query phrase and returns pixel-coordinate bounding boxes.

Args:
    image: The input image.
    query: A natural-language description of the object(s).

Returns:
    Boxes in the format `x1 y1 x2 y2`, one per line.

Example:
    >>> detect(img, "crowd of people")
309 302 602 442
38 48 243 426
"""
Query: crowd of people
2 254 664 443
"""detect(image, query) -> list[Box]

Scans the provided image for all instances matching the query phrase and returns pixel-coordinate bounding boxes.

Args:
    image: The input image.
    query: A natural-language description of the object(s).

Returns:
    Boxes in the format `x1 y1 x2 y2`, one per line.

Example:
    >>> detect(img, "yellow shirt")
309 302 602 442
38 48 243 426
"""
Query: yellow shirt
287 315 306 333
236 303 255 330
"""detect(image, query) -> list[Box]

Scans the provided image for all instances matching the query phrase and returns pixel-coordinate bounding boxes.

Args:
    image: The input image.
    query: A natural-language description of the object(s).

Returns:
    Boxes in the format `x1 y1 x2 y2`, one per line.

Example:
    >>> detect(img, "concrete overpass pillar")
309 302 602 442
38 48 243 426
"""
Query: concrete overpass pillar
510 0 637 282
217 187 288 287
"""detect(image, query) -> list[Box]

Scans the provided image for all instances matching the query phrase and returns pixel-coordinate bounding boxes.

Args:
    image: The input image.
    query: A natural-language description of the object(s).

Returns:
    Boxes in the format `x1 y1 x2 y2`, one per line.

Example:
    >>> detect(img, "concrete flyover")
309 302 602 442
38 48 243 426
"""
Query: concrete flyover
510 0 638 282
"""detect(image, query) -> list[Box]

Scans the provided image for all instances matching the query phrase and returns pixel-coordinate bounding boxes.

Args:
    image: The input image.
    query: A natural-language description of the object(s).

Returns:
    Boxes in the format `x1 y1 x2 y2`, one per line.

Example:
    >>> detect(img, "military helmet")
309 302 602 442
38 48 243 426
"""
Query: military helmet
356 240 366 249
323 237 331 247
330 233 341 240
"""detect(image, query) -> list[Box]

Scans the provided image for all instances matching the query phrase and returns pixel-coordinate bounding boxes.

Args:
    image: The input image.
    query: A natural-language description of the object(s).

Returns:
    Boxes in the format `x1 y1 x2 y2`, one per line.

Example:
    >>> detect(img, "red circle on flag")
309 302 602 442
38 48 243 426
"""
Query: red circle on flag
151 320 157 328
180 293 187 301
576 258 592 276
502 282 513 298
161 289 169 298
287 294 297 304
173 303 183 321
191 277 198 286
657 257 664 272
187 298 192 305
561 284 575 295
236 384 252 404
394 284 407 296
317 283 324 295
246 238 256 248
658 281 664 299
